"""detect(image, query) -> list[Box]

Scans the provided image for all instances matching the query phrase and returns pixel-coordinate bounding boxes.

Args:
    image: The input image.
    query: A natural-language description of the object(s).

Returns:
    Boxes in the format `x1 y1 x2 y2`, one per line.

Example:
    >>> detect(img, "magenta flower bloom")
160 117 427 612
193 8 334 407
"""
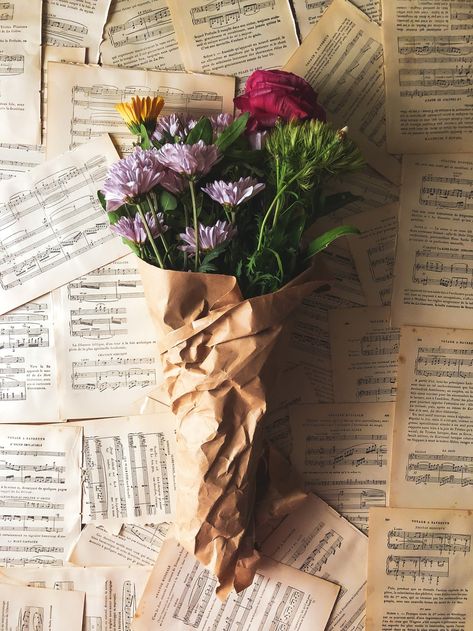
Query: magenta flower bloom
156 140 221 179
202 176 265 208
152 113 197 142
160 168 188 195
210 113 234 136
101 148 164 211
179 220 237 254
110 212 167 244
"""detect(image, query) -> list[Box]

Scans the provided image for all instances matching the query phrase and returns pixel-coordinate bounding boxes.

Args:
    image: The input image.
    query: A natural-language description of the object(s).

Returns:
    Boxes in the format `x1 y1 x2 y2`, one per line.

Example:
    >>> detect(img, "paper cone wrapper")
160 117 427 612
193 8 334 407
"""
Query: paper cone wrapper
138 259 327 598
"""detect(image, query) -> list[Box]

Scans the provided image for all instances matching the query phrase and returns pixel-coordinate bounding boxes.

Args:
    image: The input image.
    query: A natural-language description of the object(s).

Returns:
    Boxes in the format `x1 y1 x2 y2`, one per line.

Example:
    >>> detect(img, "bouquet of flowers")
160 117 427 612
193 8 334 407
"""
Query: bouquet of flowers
99 69 364 598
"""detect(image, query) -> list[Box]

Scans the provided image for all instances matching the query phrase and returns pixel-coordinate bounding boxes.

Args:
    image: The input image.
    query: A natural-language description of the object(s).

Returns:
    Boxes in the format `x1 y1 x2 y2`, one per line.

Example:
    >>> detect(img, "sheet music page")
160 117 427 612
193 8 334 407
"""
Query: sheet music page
100 0 184 71
292 0 381 40
347 203 398 306
290 402 394 533
131 538 340 631
286 246 366 402
382 0 473 154
46 62 236 158
391 154 473 328
264 366 317 459
69 522 168 567
367 507 473 631
52 255 160 420
0 2 42 145
77 414 176 526
43 0 113 62
262 494 368 631
284 0 400 185
390 325 473 510
1 566 151 631
0 582 85 631
0 135 127 316
167 0 299 85
0 424 82 566
0 294 60 423
329 306 399 404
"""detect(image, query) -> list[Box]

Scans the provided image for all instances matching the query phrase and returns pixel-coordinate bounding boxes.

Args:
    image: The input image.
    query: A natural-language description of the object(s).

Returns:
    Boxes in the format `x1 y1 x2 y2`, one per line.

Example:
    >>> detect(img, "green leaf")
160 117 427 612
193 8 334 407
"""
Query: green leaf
107 211 121 225
97 190 107 211
305 225 360 259
139 124 151 149
159 190 178 212
214 113 250 152
122 238 141 256
186 117 213 145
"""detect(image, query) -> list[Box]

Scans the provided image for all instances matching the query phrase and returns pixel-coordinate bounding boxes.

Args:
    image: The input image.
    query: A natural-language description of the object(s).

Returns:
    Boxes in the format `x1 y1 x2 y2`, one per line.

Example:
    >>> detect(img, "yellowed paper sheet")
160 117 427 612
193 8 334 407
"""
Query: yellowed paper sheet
284 0 400 185
0 582 85 631
0 294 60 422
0 2 42 144
100 0 184 71
382 0 473 154
52 255 160 420
167 0 299 85
391 154 473 328
1 566 151 629
76 414 176 526
292 0 381 39
69 522 169 567
0 424 82 566
347 203 398 306
367 507 473 630
0 135 126 316
286 246 366 402
132 538 340 631
329 306 399 404
390 325 473 509
262 494 368 631
46 62 236 158
264 365 317 458
290 402 394 533
43 0 112 62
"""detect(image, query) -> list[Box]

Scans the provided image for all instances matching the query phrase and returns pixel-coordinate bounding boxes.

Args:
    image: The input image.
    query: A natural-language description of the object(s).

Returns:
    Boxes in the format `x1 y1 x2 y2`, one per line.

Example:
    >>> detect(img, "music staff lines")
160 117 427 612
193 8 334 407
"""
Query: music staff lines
367 244 395 284
360 332 400 356
318 487 386 512
386 555 449 581
299 529 344 574
129 432 172 516
406 452 473 486
398 35 473 57
387 529 471 554
0 54 23 76
412 248 473 291
109 8 174 47
306 442 387 468
190 0 275 29
71 363 156 392
67 279 144 302
414 345 473 379
44 17 88 46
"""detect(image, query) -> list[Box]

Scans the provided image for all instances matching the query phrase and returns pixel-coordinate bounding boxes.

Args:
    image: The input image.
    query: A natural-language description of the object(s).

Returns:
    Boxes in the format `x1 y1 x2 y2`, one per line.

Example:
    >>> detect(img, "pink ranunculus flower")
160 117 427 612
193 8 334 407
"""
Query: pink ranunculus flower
234 69 326 132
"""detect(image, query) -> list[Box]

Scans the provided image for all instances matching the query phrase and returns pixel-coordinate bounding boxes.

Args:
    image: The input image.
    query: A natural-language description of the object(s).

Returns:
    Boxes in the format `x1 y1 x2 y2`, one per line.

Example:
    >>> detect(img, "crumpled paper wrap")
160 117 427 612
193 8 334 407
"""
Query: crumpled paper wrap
138 260 327 598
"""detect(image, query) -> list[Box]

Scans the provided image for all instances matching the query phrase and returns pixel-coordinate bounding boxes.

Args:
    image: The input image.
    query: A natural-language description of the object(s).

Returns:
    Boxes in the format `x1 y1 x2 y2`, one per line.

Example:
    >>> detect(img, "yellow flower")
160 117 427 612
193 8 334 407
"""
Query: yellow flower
115 96 164 135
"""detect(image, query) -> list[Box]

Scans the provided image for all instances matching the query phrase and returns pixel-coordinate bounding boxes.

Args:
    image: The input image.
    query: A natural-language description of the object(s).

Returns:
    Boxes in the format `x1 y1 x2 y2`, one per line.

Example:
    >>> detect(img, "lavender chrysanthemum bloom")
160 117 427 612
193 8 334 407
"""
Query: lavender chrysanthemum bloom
210 113 234 136
152 113 197 142
110 212 167 244
248 131 268 150
160 168 188 195
101 148 164 211
157 140 221 179
202 176 265 209
179 220 237 254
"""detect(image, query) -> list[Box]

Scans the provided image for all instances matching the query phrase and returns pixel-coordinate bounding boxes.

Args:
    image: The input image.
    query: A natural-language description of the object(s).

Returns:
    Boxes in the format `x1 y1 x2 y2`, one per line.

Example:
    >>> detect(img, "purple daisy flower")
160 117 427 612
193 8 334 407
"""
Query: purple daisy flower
152 113 197 142
179 220 237 254
202 176 265 208
159 168 188 195
156 140 221 179
209 113 234 136
101 148 164 211
110 212 167 244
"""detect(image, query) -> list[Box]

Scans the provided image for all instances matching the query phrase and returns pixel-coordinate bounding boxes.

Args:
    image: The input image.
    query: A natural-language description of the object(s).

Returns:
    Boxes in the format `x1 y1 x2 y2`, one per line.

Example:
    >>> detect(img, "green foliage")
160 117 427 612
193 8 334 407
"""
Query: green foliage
186 117 213 145
305 225 360 259
160 190 178 212
214 113 249 152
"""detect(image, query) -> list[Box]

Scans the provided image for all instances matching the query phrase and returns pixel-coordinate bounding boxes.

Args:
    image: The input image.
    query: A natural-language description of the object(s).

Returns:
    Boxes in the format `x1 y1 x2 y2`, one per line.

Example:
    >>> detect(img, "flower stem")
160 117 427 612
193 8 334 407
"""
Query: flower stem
136 203 164 268
189 180 200 271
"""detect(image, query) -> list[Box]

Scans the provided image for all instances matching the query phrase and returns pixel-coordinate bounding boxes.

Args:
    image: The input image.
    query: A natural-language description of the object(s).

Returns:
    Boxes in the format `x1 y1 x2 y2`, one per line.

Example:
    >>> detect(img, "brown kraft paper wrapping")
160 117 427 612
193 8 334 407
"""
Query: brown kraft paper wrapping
138 259 328 598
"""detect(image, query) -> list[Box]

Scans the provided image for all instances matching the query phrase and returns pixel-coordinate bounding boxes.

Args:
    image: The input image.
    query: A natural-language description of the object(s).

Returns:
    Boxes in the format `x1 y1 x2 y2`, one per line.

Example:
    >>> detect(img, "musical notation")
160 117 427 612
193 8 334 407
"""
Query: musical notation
70 307 127 339
386 555 449 581
109 8 174 47
387 529 471 555
191 0 275 29
450 1 473 27
68 278 144 302
320 487 386 512
306 442 387 468
0 153 116 299
121 523 169 552
412 248 473 291
398 35 473 57
70 84 225 152
0 54 23 76
420 173 473 209
0 512 63 533
367 243 395 285
414 344 473 379
71 359 156 392
44 17 88 46
129 432 172 517
356 386 397 402
305 0 326 10
299 529 344 574
360 331 400 356
173 564 217 626
406 453 473 487
0 2 13 21
400 66 473 90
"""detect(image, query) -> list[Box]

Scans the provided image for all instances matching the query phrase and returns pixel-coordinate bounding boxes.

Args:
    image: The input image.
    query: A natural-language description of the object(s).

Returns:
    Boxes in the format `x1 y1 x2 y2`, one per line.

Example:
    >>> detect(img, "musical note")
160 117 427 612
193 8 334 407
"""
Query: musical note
387 528 471 554
44 17 88 46
0 54 23 76
405 452 473 487
190 0 276 29
386 555 449 581
109 8 174 47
